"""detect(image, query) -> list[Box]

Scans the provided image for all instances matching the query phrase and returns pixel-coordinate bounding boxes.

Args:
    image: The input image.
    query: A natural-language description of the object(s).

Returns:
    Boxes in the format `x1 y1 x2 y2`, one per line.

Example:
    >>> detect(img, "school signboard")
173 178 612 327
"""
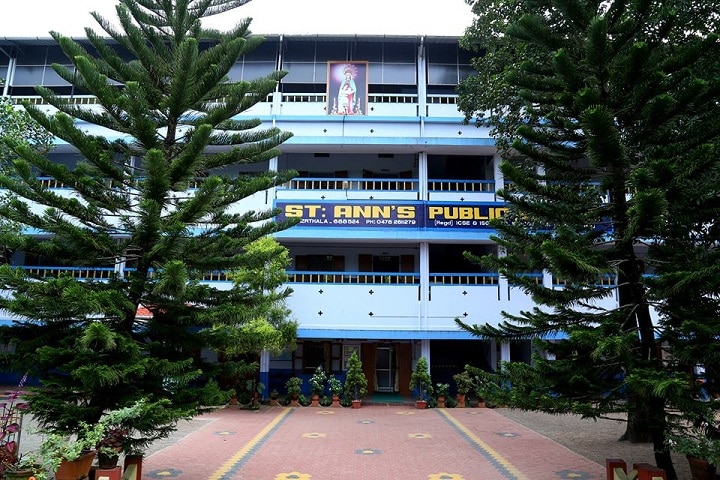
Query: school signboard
275 201 507 229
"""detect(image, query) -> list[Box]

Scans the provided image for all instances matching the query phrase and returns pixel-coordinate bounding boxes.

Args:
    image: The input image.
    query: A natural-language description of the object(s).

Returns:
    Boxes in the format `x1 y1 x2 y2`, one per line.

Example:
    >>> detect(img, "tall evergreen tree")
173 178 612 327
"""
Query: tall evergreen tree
457 1 720 477
0 0 297 450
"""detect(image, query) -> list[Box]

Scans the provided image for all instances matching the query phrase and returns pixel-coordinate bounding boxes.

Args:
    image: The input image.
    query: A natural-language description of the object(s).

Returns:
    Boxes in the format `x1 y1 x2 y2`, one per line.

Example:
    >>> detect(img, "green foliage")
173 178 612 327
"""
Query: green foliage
435 383 450 398
409 357 433 400
39 421 105 473
309 366 327 395
327 375 343 397
665 406 720 466
196 379 233 407
284 377 303 395
0 96 54 168
453 370 473 395
343 352 367 400
0 0 297 450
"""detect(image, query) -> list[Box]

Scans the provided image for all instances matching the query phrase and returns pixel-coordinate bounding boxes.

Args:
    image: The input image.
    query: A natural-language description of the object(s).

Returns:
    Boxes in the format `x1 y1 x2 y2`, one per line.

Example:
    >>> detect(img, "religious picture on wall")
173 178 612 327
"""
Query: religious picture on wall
327 61 368 116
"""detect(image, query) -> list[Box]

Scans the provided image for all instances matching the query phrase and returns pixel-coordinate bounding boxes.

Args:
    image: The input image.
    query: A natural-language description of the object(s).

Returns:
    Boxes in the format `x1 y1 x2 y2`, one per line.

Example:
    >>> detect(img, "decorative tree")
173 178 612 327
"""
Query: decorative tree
343 352 367 401
0 0 297 449
409 356 433 401
457 0 720 477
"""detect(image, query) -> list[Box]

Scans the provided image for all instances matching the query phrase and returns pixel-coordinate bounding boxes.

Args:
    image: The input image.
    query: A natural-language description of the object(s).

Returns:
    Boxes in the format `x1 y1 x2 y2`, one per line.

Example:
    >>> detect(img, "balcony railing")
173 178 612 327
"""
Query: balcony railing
22 265 116 279
429 273 499 285
287 271 420 285
552 275 617 287
282 177 418 191
428 179 496 192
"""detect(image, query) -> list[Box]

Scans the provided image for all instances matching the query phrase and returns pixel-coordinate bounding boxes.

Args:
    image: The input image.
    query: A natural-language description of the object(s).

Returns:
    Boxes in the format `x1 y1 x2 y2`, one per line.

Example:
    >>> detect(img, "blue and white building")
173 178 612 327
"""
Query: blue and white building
0 32 620 397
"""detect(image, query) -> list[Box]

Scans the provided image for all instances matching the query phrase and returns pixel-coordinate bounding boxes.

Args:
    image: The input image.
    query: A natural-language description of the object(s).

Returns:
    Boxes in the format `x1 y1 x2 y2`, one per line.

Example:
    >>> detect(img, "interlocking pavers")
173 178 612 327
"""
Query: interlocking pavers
142 406 606 480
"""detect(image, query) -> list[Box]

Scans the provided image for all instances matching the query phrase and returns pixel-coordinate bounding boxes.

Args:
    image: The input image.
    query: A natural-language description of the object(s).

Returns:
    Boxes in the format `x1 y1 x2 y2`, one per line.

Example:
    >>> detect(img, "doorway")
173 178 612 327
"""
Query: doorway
375 346 396 392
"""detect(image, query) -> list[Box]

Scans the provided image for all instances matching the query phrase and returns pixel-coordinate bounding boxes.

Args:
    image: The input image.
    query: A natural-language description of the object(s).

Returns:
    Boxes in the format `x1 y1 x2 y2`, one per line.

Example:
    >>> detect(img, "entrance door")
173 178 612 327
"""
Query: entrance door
375 347 395 392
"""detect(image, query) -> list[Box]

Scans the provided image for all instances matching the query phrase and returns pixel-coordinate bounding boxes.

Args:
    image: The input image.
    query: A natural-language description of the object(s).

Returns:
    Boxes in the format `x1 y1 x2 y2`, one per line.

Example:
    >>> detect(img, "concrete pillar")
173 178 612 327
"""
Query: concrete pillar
259 350 270 399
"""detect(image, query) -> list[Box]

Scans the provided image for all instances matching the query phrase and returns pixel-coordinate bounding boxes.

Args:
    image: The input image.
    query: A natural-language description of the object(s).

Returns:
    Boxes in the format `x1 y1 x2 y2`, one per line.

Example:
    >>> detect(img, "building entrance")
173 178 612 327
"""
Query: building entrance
375 346 396 392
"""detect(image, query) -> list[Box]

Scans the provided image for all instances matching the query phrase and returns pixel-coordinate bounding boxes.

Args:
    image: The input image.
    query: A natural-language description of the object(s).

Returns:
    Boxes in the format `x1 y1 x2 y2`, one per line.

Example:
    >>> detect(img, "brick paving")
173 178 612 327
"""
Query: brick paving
142 405 606 480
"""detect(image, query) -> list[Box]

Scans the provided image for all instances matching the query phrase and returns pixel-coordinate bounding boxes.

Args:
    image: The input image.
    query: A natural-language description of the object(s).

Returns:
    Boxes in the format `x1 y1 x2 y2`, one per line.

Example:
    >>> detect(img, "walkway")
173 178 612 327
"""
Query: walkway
141 405 605 480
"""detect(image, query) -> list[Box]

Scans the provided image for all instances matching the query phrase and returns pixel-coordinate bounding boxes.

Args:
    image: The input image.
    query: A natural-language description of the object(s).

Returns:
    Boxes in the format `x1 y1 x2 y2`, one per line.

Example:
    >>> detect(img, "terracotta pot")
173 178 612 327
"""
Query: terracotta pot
457 393 466 408
331 395 341 407
311 394 320 407
55 450 96 480
351 399 361 409
290 393 300 407
4 469 37 480
437 396 446 408
686 456 717 480
415 400 427 409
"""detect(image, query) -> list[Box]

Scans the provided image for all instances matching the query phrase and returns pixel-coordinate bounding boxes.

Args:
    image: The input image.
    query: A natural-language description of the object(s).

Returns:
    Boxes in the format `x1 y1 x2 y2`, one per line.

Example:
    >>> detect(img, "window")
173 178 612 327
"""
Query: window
299 341 342 373
303 342 326 372
426 42 474 86
295 255 345 272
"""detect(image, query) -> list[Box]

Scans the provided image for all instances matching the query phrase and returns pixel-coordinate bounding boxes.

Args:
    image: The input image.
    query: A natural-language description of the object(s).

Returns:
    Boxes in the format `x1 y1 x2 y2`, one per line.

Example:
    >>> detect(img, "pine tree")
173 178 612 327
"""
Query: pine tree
457 1 720 477
0 0 297 449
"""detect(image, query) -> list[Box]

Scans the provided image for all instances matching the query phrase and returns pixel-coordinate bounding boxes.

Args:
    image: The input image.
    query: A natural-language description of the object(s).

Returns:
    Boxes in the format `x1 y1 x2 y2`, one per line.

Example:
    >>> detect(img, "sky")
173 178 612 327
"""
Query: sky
0 0 474 38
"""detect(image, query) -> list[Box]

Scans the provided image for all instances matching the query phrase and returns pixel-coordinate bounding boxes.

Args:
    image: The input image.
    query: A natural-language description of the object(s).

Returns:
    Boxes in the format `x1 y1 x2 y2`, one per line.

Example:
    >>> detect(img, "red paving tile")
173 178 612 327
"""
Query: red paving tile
142 405 605 480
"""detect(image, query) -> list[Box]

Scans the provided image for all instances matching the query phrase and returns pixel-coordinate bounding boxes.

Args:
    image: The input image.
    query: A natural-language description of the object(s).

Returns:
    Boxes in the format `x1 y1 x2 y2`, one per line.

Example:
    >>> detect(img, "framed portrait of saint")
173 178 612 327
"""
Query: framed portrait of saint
327 61 368 116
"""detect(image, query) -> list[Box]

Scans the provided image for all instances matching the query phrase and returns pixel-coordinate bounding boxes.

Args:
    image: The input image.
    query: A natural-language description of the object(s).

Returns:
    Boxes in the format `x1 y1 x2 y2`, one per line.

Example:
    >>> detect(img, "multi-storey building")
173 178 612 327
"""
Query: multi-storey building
0 33 618 398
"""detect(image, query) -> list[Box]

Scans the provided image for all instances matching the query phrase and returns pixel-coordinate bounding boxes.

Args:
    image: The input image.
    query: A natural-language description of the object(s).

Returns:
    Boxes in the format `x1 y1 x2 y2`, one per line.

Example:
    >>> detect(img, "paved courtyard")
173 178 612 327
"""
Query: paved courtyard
141 405 607 480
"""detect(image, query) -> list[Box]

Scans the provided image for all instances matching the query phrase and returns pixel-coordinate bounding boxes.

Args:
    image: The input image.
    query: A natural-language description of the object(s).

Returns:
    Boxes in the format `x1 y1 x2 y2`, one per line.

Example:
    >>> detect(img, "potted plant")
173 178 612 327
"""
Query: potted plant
453 370 473 408
285 376 303 407
409 357 433 409
0 375 31 478
343 352 368 408
96 426 128 469
435 383 450 408
328 375 343 407
309 366 327 407
3 452 48 480
95 399 149 469
245 379 265 409
269 389 280 407
40 421 105 480
666 411 720 480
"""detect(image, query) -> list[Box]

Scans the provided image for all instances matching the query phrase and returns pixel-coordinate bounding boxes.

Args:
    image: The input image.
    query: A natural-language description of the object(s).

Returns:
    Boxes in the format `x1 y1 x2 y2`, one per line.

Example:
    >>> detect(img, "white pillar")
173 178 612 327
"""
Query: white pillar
500 341 511 367
419 242 429 329
418 151 428 200
259 350 270 399
417 36 427 118
492 153 503 199
489 340 498 372
420 339 431 365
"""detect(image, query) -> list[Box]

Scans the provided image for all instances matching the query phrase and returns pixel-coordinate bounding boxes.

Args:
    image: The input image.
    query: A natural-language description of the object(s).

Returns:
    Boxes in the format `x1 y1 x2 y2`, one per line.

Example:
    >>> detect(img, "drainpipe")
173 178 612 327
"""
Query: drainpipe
272 34 284 119
0 46 15 97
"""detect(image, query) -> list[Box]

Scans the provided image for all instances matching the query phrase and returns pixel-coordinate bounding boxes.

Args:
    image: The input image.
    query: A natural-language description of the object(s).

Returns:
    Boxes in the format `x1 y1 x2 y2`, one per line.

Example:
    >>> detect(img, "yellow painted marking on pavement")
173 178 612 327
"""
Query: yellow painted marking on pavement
438 409 528 480
208 408 293 480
